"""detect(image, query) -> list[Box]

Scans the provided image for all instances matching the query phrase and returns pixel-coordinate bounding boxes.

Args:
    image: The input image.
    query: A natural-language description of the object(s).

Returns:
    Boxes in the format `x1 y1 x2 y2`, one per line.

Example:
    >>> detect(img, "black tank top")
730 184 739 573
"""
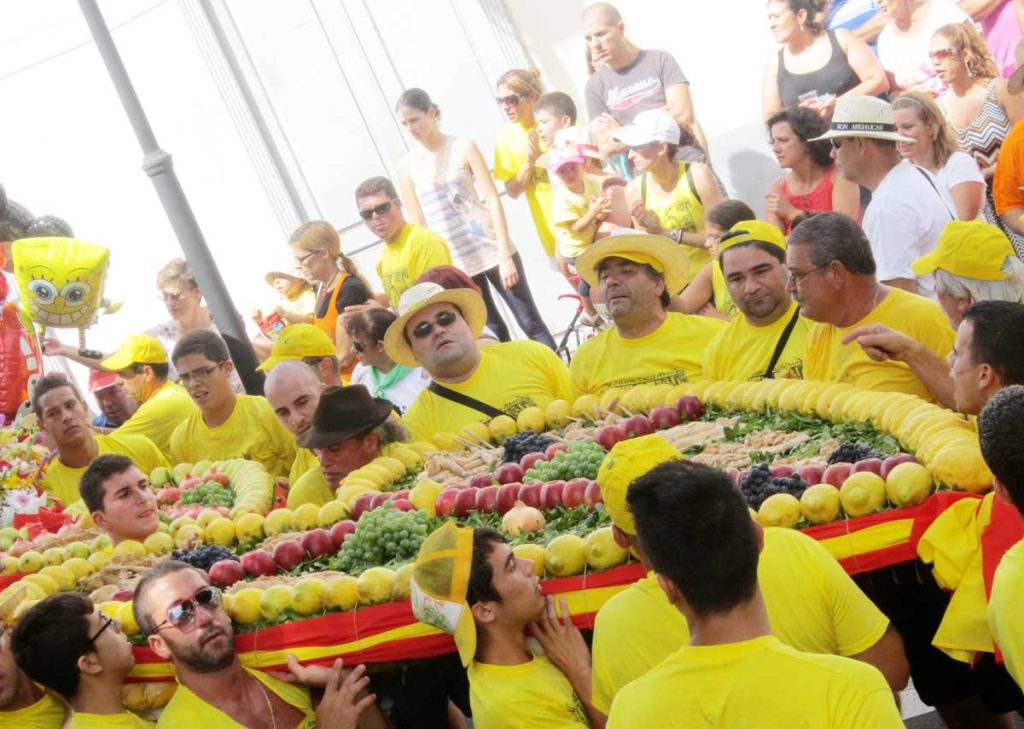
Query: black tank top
777 31 859 108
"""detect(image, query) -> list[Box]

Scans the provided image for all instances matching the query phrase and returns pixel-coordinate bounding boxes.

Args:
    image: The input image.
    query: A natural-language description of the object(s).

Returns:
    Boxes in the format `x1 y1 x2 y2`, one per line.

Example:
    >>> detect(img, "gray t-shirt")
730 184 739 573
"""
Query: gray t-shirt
585 49 688 124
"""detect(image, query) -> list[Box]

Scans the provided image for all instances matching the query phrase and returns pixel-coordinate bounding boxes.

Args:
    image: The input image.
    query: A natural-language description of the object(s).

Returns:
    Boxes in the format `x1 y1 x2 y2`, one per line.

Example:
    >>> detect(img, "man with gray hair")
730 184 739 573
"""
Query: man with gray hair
843 221 1024 408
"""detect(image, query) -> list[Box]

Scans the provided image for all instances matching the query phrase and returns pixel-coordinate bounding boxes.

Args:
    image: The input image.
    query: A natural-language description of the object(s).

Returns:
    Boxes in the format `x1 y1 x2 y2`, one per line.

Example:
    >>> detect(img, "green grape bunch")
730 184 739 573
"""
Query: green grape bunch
524 440 607 483
180 481 235 508
330 502 430 575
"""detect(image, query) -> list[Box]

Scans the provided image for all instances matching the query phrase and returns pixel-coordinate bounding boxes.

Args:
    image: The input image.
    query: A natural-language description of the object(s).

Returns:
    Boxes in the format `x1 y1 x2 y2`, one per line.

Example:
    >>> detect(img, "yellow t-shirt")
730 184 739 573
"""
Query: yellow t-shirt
710 260 740 317
169 395 297 479
469 653 589 729
591 527 890 714
805 288 955 402
702 301 811 382
71 711 155 728
570 313 725 397
41 433 171 506
403 340 572 443
287 466 334 509
494 122 558 257
551 176 603 259
640 162 713 281
0 690 66 728
606 635 902 729
115 381 198 458
988 537 1024 688
288 447 319 486
157 668 315 729
376 223 453 307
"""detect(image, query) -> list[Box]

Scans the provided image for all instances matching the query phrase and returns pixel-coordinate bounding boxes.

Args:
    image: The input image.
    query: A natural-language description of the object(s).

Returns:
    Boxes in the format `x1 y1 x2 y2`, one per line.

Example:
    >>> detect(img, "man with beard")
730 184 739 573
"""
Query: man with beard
702 221 811 381
133 561 385 728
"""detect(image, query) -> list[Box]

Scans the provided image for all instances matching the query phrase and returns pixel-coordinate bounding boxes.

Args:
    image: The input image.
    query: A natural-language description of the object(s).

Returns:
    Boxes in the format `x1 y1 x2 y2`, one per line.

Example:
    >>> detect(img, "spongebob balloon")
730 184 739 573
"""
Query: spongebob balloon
12 237 120 355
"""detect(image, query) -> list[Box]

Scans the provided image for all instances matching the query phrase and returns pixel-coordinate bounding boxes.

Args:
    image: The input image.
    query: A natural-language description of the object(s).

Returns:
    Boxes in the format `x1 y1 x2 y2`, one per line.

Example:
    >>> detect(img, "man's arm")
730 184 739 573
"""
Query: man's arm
848 626 910 693
841 324 956 408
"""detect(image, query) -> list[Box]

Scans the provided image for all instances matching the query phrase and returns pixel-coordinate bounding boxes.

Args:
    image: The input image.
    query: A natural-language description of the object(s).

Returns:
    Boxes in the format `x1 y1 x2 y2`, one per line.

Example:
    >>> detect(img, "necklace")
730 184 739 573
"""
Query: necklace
257 678 277 729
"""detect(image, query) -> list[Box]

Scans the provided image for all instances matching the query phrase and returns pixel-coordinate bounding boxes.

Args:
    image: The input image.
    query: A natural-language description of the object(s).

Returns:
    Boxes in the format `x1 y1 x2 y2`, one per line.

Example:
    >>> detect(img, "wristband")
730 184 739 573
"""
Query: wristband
670 229 683 244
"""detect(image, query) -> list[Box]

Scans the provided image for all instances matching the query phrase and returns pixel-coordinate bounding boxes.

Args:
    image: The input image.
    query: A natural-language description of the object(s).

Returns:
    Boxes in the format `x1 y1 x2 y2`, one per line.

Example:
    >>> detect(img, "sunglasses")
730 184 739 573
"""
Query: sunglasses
358 201 394 220
151 586 222 635
496 91 529 107
928 48 959 62
411 310 458 339
830 138 844 150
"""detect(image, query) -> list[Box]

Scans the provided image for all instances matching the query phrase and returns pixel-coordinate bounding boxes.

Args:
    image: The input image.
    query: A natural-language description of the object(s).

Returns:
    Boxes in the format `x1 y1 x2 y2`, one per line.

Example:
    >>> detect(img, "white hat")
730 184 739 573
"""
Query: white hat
810 96 914 144
611 109 681 147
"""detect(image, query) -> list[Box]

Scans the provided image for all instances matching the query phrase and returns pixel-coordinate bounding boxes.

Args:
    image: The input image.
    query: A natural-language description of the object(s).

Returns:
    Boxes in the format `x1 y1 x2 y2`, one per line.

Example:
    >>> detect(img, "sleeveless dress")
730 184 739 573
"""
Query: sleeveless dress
406 136 500 277
941 80 1024 255
641 162 713 281
779 167 836 234
777 31 860 108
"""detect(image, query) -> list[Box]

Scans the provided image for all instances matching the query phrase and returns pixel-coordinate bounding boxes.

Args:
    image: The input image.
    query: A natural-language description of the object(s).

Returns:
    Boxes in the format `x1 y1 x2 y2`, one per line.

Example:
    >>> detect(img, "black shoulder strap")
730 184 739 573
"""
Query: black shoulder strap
914 165 955 221
683 162 702 206
763 307 802 380
428 381 507 419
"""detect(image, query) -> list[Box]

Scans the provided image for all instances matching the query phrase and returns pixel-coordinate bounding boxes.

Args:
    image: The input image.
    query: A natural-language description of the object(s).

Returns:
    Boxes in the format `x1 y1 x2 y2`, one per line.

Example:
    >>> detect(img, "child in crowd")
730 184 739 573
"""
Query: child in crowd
251 269 316 358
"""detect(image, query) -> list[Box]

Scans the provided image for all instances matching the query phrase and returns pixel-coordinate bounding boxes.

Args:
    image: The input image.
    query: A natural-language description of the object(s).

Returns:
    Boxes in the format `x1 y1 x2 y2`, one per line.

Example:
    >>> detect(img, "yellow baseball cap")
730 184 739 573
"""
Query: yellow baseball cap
596 434 683 535
100 335 168 371
576 229 690 296
256 324 336 372
719 220 787 256
912 221 1015 281
410 521 477 666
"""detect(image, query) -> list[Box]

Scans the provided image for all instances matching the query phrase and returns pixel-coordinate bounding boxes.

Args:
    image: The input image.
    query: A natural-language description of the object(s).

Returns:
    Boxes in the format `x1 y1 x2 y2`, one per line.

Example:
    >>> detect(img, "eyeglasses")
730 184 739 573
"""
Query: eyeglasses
178 363 224 386
495 91 529 107
89 613 116 644
150 586 222 635
788 266 826 285
411 310 458 339
161 291 187 303
358 201 394 220
928 48 959 61
293 249 322 267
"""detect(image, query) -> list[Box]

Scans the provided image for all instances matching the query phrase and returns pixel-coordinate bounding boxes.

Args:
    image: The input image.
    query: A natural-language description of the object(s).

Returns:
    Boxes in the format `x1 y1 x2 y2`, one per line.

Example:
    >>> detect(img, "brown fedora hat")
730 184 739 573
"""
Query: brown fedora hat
297 384 395 449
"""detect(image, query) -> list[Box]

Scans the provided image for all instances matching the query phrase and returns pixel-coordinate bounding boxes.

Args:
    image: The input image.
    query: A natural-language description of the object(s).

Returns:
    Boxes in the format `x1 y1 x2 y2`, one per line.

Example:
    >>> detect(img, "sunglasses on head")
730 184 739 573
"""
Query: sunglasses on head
150 586 222 635
358 201 394 220
411 310 458 339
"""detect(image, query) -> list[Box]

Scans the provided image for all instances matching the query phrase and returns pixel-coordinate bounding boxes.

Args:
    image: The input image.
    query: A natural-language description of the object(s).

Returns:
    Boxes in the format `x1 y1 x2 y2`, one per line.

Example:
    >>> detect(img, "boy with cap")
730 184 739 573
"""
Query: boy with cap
702 221 811 381
101 335 196 457
411 521 604 728
256 324 342 387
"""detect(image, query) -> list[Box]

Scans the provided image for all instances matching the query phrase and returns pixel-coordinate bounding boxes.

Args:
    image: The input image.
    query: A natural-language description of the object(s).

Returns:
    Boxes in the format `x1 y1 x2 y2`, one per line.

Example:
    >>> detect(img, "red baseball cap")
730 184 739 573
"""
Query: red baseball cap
88 370 120 393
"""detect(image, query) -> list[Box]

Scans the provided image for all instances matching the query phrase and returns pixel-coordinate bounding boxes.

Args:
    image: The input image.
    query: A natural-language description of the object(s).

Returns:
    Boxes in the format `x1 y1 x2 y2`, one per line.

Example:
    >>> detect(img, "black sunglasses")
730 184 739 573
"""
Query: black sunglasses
830 138 844 150
496 91 529 107
150 586 222 635
411 310 458 339
359 201 394 220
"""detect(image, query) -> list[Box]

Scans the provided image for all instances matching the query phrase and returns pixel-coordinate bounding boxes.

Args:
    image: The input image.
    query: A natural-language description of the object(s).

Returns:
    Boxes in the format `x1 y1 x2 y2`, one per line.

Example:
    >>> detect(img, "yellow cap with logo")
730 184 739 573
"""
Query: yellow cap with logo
256 324 337 372
912 221 1015 281
596 434 684 535
100 335 168 371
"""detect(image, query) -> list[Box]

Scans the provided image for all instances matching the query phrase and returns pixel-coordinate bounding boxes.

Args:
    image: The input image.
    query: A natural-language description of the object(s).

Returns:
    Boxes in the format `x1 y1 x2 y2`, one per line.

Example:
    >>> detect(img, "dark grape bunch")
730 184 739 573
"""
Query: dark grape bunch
740 463 808 510
171 546 239 571
501 430 556 464
826 442 884 465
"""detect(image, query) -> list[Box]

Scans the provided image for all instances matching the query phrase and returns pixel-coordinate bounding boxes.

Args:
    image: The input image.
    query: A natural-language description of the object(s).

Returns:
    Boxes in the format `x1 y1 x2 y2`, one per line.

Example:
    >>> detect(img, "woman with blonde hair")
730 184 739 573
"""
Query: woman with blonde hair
892 91 985 221
289 220 371 380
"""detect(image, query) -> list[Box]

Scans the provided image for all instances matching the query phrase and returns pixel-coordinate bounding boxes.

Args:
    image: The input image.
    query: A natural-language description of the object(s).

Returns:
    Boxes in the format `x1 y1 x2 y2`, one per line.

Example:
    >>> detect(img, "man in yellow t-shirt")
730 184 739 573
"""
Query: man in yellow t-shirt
256 324 342 387
570 231 724 396
494 114 558 258
603 451 903 728
263 361 327 495
11 592 153 728
384 283 571 443
79 455 160 547
410 522 602 728
356 176 452 308
32 374 169 506
100 335 197 458
787 213 954 401
591 436 907 714
702 221 810 381
170 331 296 479
0 624 67 728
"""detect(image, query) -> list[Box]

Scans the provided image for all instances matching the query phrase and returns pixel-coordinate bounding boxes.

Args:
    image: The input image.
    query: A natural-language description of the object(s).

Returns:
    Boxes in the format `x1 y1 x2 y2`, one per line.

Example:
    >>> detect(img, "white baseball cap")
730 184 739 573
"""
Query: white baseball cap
611 109 681 147
811 96 914 144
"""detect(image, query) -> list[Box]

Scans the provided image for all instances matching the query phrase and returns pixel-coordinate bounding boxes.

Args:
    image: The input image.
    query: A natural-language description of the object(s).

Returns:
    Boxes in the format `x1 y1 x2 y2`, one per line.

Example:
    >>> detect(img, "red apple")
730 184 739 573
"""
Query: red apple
435 489 459 518
623 415 653 438
301 529 336 559
240 550 277 578
796 464 825 486
583 480 604 509
496 483 522 514
351 493 377 521
329 520 357 548
111 587 135 602
392 498 413 512
881 453 918 480
518 482 543 508
390 489 410 501
476 485 501 513
468 473 495 490
544 443 569 460
676 395 706 422
156 486 181 505
179 476 201 491
823 462 853 489
208 559 245 588
495 463 524 485
520 452 546 471
595 424 628 450
649 405 682 430
370 493 391 510
453 489 479 518
541 481 566 510
770 464 795 479
563 478 589 508
272 540 306 571
851 458 883 476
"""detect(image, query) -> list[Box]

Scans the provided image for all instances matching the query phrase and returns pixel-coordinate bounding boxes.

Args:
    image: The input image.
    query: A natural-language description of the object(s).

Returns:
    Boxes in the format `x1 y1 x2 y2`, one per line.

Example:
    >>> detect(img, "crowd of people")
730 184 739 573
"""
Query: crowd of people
7 0 1024 727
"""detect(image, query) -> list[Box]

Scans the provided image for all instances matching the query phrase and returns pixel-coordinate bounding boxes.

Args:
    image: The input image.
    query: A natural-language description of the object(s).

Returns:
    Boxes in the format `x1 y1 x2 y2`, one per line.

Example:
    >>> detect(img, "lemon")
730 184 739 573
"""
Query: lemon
88 551 112 571
336 484 377 508
116 601 140 636
373 456 408 480
487 415 518 444
6 580 45 601
885 462 933 507
598 387 626 414
260 585 293 621
290 578 327 616
800 484 841 525
143 532 175 556
21 573 61 595
324 575 359 611
813 383 853 420
263 509 293 536
929 444 993 493
620 385 651 415
12 599 41 622
196 509 223 528
764 379 799 410
17 551 45 574
113 540 146 559
392 563 416 600
513 544 547 577
459 421 492 447
407 441 438 456
700 381 733 409
168 516 197 535
775 382 808 413
173 524 205 549
757 493 802 528
357 567 396 605
384 446 423 470
431 432 464 452
39 565 77 590
64 541 92 560
545 399 573 428
642 384 673 414
839 472 887 517
317 500 350 528
1 556 19 575
515 406 547 434
584 527 628 570
42 547 66 566
62 557 94 580
98 601 124 620
797 382 829 416
828 389 861 424
234 513 266 543
572 394 600 421
545 534 586 577
410 480 444 516
230 588 263 624
664 383 693 408
290 503 320 531
204 517 236 547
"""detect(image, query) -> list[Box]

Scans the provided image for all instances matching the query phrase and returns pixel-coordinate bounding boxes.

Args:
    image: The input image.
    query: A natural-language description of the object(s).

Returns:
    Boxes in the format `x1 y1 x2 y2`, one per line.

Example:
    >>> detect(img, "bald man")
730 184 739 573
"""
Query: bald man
264 361 330 506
